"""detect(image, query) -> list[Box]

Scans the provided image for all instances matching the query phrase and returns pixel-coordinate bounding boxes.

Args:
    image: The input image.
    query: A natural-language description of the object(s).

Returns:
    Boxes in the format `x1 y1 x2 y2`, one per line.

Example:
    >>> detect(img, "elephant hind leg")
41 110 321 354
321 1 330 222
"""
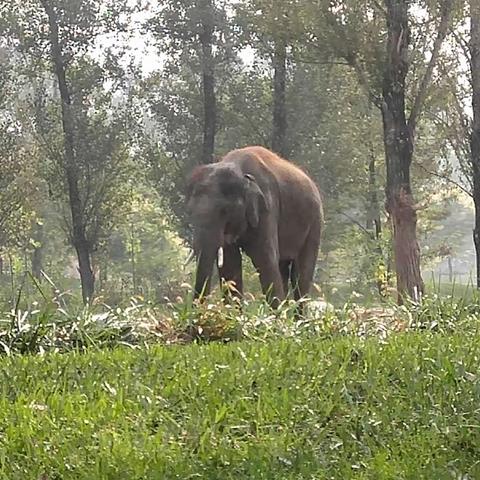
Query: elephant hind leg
291 262 300 301
290 263 304 318
292 221 321 301
279 260 292 296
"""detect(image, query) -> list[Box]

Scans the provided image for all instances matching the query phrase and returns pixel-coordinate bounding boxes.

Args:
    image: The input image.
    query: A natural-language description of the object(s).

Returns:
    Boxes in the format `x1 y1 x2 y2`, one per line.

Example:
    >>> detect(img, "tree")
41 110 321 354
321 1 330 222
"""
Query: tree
427 1 480 287
302 0 454 302
235 0 298 157
41 0 96 302
0 47 37 253
148 0 223 165
2 0 134 303
198 0 217 164
471 0 480 287
272 39 288 156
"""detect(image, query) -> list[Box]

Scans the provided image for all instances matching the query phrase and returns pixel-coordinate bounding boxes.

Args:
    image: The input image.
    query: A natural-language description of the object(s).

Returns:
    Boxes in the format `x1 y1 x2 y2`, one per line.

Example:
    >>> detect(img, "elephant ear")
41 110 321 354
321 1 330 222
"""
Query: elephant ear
244 173 267 228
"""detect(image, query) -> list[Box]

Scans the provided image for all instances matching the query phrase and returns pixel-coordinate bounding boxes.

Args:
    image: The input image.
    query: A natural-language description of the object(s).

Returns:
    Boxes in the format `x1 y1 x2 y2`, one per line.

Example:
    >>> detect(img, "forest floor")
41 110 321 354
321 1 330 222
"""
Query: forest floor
1 294 480 478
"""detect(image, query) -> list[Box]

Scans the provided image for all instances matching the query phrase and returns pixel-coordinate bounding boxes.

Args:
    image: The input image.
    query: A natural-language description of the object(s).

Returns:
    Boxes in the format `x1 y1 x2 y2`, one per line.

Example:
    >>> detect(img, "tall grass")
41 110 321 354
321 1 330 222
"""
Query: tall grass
1 280 480 355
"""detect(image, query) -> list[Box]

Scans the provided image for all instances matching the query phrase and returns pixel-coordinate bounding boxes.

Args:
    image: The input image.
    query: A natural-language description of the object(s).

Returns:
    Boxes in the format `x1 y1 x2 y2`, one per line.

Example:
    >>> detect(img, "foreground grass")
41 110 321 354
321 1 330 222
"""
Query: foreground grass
2 331 480 479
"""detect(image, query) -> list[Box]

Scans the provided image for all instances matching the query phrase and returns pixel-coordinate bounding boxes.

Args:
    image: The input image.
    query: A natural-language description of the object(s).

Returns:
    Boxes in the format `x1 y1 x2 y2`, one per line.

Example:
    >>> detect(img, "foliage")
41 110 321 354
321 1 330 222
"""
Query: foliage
0 49 39 249
96 188 191 303
0 0 140 302
0 0 475 302
2 280 480 355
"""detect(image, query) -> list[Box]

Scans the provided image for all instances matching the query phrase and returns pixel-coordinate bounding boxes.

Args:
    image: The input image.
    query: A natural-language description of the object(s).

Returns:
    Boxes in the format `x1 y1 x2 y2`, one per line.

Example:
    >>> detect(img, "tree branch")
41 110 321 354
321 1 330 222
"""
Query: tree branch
324 7 382 109
451 29 471 64
339 211 376 239
408 0 454 132
414 161 472 197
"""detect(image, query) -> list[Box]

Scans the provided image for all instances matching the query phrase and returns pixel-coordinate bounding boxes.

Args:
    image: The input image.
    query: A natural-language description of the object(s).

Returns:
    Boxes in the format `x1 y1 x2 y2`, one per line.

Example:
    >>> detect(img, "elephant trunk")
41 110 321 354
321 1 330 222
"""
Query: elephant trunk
193 228 224 299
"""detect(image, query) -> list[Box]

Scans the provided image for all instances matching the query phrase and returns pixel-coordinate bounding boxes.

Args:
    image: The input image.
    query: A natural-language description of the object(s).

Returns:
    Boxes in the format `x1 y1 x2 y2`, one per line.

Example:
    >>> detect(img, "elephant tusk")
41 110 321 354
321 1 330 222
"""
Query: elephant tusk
184 249 195 268
217 247 224 269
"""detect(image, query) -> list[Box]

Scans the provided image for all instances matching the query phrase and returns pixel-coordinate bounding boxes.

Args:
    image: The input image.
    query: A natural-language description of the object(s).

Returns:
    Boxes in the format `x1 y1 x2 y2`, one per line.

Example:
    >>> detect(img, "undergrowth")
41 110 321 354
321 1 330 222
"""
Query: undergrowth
1 281 480 355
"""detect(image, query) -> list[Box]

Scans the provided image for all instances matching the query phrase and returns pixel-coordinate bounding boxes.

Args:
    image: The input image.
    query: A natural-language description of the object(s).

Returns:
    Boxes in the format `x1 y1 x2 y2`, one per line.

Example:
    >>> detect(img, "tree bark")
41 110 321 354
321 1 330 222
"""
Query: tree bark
382 0 424 303
471 0 480 288
41 0 95 304
199 0 216 165
272 37 288 158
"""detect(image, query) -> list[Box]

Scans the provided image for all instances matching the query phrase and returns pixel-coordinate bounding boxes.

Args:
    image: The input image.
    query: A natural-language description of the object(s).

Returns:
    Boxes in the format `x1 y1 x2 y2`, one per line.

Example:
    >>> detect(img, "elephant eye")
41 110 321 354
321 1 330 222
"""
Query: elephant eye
221 182 243 197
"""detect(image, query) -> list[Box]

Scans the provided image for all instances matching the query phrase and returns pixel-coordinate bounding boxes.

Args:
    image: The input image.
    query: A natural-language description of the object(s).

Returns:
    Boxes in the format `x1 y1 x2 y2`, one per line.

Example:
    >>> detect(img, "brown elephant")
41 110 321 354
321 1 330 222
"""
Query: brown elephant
186 146 324 308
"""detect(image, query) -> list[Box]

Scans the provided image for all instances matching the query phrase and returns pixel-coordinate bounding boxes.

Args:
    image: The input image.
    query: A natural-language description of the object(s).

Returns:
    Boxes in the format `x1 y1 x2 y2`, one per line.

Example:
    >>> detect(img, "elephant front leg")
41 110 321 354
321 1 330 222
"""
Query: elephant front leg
218 245 243 298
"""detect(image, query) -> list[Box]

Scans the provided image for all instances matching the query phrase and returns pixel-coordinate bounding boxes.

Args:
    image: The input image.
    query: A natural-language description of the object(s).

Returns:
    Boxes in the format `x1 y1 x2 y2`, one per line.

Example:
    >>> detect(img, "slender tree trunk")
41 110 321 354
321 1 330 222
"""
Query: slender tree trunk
130 220 137 293
471 0 480 288
41 0 95 304
8 253 14 300
272 37 288 158
366 151 386 295
366 151 382 239
98 258 107 291
474 191 480 289
447 255 453 283
470 0 480 288
31 220 44 280
382 0 424 303
199 0 216 165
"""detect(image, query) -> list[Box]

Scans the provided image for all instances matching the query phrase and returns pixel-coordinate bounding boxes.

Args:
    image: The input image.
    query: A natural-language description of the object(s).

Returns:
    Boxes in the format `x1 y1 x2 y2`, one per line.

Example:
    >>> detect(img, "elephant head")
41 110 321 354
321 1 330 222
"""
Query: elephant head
186 163 266 298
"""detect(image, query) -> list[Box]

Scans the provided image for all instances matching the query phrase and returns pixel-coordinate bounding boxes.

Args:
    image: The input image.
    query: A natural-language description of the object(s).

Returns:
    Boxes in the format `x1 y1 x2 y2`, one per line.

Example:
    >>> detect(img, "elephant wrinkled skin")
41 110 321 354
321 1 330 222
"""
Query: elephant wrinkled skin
186 146 324 309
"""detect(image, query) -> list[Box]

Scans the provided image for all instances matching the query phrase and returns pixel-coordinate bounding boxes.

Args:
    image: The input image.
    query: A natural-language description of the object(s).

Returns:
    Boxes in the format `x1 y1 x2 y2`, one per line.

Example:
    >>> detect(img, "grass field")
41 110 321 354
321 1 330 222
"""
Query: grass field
2 325 480 479
1 291 480 479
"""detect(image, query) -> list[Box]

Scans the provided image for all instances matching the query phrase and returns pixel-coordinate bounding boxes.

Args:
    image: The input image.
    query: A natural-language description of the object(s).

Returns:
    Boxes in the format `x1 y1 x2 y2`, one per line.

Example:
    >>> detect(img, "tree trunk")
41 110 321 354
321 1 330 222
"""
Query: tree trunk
366 152 382 239
471 0 480 289
8 253 14 300
41 0 95 304
382 0 424 303
130 220 137 293
199 0 216 165
272 37 288 158
31 221 44 281
75 242 95 302
366 151 385 295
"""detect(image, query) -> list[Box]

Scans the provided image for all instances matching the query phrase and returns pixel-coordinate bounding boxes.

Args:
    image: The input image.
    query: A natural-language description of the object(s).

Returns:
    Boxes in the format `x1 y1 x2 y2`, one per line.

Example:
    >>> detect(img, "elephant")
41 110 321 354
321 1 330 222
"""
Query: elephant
186 145 324 309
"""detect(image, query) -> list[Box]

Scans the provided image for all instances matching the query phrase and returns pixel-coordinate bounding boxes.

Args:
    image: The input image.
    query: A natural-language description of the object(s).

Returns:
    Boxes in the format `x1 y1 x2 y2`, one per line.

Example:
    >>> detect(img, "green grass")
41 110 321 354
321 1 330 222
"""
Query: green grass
2 289 480 478
2 331 480 479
